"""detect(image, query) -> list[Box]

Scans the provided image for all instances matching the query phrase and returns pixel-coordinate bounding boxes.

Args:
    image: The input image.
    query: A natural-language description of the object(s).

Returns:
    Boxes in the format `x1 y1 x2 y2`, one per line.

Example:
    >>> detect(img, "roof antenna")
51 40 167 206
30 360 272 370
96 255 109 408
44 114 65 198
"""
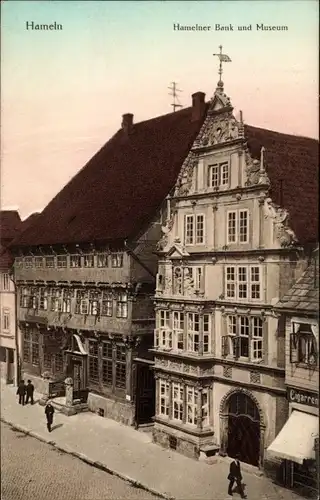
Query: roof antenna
168 82 182 112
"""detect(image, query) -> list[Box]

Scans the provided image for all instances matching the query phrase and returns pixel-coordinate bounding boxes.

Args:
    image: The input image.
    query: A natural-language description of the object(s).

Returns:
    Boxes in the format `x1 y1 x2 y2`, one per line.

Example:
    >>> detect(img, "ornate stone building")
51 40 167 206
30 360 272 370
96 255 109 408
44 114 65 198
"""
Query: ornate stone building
10 102 207 425
152 76 318 467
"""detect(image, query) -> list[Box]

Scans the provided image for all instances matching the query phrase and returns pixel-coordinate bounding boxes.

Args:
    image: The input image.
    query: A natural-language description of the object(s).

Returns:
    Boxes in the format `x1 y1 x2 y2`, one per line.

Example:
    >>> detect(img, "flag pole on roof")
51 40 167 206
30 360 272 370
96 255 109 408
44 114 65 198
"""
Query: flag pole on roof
212 45 232 93
168 82 183 112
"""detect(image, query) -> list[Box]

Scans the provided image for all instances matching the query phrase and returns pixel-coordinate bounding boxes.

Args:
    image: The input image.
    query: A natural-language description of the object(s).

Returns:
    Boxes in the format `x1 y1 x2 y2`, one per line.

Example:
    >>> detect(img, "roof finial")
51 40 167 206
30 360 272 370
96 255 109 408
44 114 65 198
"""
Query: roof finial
212 45 231 93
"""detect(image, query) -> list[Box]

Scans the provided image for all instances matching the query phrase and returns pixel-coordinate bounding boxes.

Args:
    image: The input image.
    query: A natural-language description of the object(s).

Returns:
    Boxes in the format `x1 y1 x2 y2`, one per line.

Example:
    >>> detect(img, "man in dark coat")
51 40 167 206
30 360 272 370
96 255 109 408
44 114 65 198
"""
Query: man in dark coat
16 380 26 405
45 401 55 432
25 380 35 405
228 454 247 498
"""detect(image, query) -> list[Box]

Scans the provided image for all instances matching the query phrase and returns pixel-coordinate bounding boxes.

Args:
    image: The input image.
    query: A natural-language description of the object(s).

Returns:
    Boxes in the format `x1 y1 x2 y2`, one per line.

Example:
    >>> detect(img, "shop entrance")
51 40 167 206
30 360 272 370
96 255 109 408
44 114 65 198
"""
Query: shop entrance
226 392 261 467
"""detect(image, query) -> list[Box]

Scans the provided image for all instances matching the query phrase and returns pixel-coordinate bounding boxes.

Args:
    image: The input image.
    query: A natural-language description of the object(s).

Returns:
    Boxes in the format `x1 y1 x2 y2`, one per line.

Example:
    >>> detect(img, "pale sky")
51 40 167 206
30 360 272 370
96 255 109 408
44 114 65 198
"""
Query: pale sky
1 0 318 219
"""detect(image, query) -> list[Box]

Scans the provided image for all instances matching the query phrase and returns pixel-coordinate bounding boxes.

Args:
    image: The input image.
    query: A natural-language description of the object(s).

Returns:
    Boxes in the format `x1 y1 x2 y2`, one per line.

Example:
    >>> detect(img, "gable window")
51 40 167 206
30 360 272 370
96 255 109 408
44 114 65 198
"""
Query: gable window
70 254 81 268
97 253 108 268
2 273 10 291
159 380 170 417
112 253 123 268
35 257 44 268
2 309 10 331
227 210 249 244
184 214 205 245
172 382 183 422
24 257 34 269
290 323 318 366
208 161 229 188
57 255 67 268
225 265 262 301
101 291 113 316
116 292 128 318
45 256 55 268
187 313 199 352
173 311 184 350
83 254 94 268
222 315 264 361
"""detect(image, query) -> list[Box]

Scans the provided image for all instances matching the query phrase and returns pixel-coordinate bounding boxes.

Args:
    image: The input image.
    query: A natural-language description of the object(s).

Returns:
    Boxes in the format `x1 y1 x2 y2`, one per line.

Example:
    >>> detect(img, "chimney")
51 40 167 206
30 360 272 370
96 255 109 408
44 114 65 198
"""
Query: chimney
192 92 206 121
122 113 134 135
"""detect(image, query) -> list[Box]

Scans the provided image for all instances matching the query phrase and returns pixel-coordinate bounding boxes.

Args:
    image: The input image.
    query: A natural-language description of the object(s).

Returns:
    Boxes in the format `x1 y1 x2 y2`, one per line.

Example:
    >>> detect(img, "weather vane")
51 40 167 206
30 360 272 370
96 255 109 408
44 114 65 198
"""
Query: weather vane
212 45 232 88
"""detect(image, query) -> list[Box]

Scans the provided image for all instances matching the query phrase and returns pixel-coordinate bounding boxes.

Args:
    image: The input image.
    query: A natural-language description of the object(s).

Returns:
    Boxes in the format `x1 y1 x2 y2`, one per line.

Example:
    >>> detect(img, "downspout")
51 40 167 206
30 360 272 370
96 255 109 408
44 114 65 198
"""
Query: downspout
124 240 156 279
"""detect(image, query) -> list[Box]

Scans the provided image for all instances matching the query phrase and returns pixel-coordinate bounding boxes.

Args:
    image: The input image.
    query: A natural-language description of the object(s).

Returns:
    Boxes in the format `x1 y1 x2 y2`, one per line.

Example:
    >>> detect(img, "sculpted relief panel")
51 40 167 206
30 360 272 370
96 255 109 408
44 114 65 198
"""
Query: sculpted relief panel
264 198 298 247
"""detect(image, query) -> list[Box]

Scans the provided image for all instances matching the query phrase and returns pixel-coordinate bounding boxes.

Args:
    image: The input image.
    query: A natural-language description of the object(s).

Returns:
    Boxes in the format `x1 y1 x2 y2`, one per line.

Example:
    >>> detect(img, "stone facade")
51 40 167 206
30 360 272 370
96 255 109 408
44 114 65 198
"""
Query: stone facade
152 82 310 468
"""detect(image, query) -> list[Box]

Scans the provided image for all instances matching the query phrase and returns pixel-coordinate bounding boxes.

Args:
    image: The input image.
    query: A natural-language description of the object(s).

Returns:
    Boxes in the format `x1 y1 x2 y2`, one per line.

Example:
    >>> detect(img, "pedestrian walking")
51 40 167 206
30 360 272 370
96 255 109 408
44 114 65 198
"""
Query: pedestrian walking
16 380 26 406
25 380 35 405
227 454 247 498
45 401 55 432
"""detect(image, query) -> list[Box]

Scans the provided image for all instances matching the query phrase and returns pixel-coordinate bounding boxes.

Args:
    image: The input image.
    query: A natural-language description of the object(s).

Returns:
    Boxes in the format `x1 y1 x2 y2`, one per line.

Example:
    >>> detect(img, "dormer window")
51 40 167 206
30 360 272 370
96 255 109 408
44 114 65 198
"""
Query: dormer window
208 161 229 188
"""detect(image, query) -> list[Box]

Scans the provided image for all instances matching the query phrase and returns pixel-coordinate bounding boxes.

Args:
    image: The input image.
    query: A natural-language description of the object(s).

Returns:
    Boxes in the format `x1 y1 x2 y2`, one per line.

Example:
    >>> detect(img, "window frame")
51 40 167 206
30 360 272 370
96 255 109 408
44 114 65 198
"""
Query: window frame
172 382 183 422
184 214 205 246
224 265 263 302
187 312 200 353
222 315 264 362
116 292 128 319
173 311 184 350
159 379 170 417
186 385 197 426
2 308 10 331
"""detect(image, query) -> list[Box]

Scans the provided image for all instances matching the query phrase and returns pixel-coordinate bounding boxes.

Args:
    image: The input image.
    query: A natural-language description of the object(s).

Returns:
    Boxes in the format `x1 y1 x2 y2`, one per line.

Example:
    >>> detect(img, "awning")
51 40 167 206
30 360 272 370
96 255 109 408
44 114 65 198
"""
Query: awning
267 410 318 464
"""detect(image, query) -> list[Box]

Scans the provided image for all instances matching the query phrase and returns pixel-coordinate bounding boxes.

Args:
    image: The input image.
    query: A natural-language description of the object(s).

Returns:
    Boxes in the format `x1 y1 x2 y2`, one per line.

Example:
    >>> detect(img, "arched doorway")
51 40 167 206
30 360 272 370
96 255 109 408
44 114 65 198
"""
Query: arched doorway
226 392 261 466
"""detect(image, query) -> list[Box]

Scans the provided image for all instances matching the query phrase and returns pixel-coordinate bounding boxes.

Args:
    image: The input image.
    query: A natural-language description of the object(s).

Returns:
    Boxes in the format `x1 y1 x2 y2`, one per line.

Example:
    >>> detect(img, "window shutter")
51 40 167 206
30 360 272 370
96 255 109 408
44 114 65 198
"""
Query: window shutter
221 336 229 357
290 333 299 364
233 337 240 358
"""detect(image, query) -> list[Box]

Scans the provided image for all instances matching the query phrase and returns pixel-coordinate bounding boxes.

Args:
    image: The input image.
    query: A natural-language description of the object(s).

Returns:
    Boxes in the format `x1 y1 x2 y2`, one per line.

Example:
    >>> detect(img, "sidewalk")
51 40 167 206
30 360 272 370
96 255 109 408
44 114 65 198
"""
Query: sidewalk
1 384 301 500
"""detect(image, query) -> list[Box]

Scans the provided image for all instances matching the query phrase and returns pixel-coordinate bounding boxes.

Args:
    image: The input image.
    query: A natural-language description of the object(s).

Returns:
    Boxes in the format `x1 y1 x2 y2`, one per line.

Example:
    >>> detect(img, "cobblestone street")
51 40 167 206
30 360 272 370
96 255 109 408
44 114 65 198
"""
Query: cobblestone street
1 422 158 500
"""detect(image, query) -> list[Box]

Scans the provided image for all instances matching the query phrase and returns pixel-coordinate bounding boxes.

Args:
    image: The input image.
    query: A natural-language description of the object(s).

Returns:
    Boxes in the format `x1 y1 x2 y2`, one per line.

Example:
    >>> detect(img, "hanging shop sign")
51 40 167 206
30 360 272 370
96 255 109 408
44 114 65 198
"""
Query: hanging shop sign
287 387 319 408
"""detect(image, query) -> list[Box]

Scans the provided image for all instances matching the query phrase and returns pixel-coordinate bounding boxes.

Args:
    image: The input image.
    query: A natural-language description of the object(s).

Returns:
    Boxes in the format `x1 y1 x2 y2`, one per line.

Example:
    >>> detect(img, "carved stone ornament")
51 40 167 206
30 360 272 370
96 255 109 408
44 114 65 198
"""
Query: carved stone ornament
264 198 298 247
174 152 198 197
194 112 240 149
156 210 177 251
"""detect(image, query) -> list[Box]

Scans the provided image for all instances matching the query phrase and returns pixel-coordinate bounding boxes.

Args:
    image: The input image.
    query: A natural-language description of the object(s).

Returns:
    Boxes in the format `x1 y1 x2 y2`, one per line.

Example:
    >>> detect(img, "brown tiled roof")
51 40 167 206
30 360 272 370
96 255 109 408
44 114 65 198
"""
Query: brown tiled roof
245 125 319 245
12 106 207 247
275 249 319 313
0 210 22 242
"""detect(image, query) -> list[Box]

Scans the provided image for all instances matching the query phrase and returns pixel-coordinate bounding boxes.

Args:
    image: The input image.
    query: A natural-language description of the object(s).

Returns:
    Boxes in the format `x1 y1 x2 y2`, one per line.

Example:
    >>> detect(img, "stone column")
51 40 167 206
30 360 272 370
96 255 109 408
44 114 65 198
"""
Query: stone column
155 376 160 416
258 196 265 248
182 384 187 424
168 377 173 419
259 424 266 468
65 377 73 406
